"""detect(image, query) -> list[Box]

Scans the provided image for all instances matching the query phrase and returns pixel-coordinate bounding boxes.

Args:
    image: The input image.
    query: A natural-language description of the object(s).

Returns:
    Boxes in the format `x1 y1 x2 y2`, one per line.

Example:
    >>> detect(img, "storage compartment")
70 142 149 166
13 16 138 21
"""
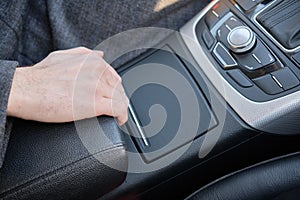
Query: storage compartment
119 46 217 162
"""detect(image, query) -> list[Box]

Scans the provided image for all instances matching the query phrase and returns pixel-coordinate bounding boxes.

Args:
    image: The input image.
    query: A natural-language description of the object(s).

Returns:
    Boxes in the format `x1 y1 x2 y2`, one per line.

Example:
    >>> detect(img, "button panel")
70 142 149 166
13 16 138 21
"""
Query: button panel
271 68 300 91
232 39 275 71
213 43 237 69
227 69 253 87
205 2 229 28
228 26 256 53
196 1 300 98
292 52 300 66
253 74 283 95
201 25 215 49
217 16 244 49
235 0 261 11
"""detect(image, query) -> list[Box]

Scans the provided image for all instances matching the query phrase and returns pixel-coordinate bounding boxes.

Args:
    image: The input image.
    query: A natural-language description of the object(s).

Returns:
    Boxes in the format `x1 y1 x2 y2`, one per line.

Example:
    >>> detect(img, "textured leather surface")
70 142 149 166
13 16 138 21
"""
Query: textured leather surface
0 117 128 200
257 0 300 49
186 152 300 200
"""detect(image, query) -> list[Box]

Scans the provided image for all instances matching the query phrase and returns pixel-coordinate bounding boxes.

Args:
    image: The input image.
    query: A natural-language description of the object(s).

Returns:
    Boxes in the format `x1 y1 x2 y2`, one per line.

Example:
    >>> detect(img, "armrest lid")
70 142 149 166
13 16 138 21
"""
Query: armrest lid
0 117 128 200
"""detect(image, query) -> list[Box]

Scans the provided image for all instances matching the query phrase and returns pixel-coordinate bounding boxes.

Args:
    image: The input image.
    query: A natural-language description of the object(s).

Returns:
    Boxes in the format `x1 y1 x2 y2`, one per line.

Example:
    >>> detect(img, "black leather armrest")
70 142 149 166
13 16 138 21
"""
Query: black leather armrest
0 117 128 200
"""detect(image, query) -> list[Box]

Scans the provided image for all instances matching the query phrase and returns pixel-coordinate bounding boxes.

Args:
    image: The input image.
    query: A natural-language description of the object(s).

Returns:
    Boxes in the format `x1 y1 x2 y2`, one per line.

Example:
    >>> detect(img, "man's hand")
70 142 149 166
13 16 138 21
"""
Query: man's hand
7 47 129 125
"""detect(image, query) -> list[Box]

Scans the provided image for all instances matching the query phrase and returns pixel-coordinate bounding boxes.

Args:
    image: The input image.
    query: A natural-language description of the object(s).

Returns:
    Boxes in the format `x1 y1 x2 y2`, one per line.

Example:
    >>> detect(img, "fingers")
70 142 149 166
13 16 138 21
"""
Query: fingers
65 47 127 124
96 97 129 125
84 49 127 125
97 83 126 100
53 47 91 54
91 50 104 57
96 80 129 125
99 65 124 92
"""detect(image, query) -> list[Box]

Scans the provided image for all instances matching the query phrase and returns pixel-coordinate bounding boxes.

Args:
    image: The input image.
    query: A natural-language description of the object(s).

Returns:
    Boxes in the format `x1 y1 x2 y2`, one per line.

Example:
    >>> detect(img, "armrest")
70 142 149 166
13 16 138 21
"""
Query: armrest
0 117 128 200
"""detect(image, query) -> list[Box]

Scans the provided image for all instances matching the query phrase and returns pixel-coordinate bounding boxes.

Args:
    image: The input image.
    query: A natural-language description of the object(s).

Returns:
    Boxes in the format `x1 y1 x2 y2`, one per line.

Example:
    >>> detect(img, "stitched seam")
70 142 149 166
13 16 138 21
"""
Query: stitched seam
1 145 125 196
267 0 297 24
257 1 282 22
268 5 300 28
1 146 126 199
0 143 125 194
258 0 297 23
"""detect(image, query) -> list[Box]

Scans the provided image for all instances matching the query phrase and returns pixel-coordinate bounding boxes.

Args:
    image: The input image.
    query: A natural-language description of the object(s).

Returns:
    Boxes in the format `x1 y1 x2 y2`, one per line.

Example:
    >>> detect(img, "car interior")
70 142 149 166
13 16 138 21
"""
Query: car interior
1 0 300 199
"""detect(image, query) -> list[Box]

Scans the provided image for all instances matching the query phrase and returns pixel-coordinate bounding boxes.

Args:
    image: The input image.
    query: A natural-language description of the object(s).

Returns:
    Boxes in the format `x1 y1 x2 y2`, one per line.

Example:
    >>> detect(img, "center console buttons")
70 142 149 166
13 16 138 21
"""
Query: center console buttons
205 2 229 29
227 26 256 53
201 25 215 49
235 0 262 11
227 69 253 87
213 42 237 69
217 16 244 49
253 74 283 94
232 39 275 71
271 68 300 90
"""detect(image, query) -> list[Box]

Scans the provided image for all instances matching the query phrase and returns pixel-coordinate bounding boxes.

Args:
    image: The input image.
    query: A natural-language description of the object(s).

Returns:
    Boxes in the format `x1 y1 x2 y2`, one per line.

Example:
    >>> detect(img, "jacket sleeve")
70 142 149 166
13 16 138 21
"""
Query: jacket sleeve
0 60 18 168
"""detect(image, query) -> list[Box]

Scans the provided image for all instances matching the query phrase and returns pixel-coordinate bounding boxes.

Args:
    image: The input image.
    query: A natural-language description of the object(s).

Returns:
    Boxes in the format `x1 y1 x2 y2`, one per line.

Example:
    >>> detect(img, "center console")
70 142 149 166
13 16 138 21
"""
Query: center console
180 0 300 134
104 0 300 199
102 0 300 199
2 1 300 199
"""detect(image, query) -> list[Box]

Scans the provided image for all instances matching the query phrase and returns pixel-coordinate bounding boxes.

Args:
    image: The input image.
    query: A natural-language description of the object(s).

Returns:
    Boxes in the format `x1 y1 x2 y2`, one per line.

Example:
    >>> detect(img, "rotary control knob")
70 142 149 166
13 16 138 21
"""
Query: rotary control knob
227 26 256 53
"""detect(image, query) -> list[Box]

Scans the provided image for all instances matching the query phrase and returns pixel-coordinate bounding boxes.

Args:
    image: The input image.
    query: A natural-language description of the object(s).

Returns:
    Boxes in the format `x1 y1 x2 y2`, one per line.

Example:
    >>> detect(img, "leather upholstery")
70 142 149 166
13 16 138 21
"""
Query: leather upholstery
186 152 300 200
257 0 300 49
0 117 128 200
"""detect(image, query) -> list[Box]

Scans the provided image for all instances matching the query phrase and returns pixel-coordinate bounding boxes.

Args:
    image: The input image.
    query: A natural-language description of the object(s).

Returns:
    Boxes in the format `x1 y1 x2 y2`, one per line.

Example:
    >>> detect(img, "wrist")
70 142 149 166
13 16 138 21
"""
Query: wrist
7 67 29 117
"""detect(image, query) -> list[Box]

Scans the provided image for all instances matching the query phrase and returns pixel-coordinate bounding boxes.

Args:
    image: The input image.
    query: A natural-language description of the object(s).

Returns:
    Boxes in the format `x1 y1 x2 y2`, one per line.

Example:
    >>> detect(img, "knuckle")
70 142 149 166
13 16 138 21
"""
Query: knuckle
49 51 58 57
115 74 122 82
78 46 89 51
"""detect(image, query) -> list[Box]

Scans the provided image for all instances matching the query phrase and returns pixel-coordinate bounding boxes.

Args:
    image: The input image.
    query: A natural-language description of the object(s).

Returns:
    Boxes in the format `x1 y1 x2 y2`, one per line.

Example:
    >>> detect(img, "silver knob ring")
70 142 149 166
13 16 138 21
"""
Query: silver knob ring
227 26 256 53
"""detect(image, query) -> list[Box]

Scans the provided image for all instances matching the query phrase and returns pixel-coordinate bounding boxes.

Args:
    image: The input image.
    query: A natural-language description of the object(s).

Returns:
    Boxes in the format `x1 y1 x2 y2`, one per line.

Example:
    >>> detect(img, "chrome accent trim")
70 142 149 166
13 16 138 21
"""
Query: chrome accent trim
252 53 261 64
253 0 300 53
128 104 150 147
227 26 256 53
225 24 232 31
179 0 300 132
212 10 219 17
272 75 283 88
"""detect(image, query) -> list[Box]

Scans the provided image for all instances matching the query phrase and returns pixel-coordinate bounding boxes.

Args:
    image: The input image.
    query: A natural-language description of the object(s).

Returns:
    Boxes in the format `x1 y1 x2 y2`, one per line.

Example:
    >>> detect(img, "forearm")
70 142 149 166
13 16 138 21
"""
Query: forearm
7 67 25 117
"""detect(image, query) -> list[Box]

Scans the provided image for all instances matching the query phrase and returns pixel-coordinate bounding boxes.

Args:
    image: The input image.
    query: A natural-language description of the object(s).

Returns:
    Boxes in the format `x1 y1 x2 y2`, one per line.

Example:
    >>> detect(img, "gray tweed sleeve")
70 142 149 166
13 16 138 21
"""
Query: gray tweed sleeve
0 60 18 168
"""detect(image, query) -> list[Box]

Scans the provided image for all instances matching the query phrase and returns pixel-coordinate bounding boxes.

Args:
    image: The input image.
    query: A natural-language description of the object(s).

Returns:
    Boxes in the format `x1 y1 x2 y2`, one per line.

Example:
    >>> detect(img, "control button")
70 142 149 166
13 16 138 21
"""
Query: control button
236 0 260 11
271 68 300 90
292 51 300 66
253 74 283 94
205 12 218 29
217 15 244 49
205 2 229 29
213 2 230 18
227 26 256 53
202 25 215 49
227 69 253 87
233 39 275 71
213 43 237 69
